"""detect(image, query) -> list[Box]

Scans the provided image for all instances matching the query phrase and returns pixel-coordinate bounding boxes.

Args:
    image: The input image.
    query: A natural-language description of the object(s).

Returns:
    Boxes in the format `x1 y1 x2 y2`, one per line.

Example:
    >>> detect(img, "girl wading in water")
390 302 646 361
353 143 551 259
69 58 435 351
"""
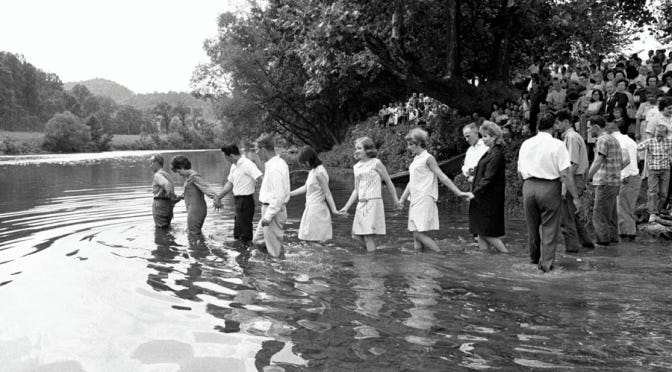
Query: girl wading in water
290 146 342 242
170 155 219 235
339 137 400 252
397 128 471 251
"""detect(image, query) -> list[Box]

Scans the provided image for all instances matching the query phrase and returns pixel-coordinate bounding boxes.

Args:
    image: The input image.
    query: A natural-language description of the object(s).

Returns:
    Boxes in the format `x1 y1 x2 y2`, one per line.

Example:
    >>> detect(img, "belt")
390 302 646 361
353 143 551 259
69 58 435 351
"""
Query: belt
358 197 382 203
525 177 560 182
153 197 172 200
234 194 254 198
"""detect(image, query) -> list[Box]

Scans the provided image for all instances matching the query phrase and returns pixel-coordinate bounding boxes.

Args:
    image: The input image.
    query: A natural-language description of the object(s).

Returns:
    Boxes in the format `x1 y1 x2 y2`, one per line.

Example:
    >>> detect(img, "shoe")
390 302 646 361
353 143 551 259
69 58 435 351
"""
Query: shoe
582 243 595 250
619 234 628 239
566 249 580 254
627 235 636 241
595 241 610 247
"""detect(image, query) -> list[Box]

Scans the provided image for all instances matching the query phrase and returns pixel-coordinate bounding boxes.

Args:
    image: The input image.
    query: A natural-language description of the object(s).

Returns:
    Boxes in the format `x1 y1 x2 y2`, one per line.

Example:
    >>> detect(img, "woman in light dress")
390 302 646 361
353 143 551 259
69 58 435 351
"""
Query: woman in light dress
170 155 218 235
397 128 471 251
339 137 400 252
290 147 340 241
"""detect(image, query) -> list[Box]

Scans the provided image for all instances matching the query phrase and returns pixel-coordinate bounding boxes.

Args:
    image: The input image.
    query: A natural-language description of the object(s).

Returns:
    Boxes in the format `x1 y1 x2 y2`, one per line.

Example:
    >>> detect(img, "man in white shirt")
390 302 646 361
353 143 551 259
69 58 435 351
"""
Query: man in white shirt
646 97 672 138
252 134 290 257
518 112 581 273
611 130 639 240
214 144 263 245
150 154 181 228
461 123 489 182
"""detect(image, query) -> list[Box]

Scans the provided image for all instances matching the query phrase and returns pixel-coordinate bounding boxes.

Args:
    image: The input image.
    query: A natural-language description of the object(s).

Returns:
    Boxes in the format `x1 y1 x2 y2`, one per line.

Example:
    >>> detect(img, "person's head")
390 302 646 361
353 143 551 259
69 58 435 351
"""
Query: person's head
592 72 603 84
537 112 556 132
220 143 241 163
664 72 672 87
614 70 625 81
652 60 662 75
648 50 655 57
647 75 659 87
645 89 658 104
462 123 480 146
254 133 275 161
660 97 672 117
612 106 623 119
591 89 604 102
639 65 650 76
521 91 529 100
297 146 322 169
405 128 430 154
552 78 562 90
606 70 615 81
150 154 164 173
578 73 588 86
604 81 615 94
615 79 627 92
170 155 192 177
354 137 377 160
479 121 504 147
554 109 573 132
589 115 606 137
655 124 669 141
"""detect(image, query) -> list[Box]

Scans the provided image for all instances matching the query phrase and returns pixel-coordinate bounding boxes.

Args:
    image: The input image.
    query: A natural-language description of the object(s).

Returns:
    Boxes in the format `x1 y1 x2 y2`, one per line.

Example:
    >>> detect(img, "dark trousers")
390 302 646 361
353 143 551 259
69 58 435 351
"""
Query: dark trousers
560 175 593 251
523 178 562 271
234 195 255 242
593 185 620 243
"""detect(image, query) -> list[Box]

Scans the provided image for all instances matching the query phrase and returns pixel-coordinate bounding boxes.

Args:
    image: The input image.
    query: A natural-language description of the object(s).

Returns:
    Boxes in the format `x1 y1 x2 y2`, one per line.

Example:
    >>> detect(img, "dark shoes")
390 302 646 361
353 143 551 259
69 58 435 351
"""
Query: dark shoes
582 243 595 250
619 234 636 241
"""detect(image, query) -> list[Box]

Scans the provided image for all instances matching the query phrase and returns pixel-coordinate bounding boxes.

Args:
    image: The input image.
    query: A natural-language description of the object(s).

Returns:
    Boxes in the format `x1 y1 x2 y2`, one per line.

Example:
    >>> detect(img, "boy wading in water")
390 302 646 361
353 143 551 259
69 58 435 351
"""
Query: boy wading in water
397 128 471 251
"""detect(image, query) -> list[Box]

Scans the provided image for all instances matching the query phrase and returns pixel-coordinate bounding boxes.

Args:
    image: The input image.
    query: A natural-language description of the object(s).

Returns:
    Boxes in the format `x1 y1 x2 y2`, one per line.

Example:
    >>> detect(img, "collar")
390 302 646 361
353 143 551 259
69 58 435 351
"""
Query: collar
536 131 553 138
472 139 486 148
561 127 575 139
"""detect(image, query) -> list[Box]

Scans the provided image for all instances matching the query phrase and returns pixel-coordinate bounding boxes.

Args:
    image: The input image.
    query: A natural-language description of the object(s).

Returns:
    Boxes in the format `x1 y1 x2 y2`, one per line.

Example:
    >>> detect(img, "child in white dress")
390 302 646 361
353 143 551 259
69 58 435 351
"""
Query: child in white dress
398 128 470 251
290 147 340 241
339 137 400 252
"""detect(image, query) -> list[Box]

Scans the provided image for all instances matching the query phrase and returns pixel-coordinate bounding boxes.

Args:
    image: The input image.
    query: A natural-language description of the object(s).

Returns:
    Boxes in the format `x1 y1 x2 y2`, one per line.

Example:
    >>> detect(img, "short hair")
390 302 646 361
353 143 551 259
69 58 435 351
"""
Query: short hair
590 115 606 128
170 155 191 171
555 109 573 123
479 121 505 146
405 128 429 148
615 78 627 87
297 146 322 169
355 136 377 158
220 143 240 156
255 133 275 151
150 154 164 166
463 122 478 132
537 112 556 131
660 96 672 111
591 89 604 102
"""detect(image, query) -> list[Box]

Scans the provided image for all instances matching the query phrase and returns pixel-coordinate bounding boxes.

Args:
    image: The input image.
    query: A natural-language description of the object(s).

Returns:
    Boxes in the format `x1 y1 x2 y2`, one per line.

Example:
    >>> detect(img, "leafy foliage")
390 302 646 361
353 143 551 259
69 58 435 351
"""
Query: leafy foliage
42 111 91 152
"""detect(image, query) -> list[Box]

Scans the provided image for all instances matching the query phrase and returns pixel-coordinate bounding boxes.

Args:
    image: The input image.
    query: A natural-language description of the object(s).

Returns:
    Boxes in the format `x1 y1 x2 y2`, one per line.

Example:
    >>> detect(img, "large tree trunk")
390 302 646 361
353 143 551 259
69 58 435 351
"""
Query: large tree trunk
445 0 459 79
488 0 516 82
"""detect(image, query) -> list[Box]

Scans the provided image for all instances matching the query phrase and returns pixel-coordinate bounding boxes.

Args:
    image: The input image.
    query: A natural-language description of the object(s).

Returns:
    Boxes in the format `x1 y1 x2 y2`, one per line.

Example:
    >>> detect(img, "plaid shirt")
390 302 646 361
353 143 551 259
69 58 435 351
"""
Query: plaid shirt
637 137 672 170
593 133 622 186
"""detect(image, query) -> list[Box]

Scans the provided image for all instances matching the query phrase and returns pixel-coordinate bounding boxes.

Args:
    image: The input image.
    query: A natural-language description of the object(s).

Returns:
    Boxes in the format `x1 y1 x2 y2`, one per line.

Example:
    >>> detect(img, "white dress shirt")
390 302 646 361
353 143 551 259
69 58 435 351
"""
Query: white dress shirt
518 131 571 180
462 139 489 178
612 132 639 178
227 156 262 196
258 155 290 220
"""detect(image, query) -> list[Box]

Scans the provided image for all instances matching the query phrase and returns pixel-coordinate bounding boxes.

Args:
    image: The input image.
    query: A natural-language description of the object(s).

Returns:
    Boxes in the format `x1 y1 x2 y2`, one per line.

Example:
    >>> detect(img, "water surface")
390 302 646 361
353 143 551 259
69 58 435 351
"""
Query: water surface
1 150 671 371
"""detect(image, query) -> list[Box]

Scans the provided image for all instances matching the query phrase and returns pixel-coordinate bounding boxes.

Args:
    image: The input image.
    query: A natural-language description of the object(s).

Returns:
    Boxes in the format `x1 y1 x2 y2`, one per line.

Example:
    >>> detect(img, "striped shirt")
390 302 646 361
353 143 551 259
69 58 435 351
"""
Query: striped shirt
593 133 623 186
637 138 672 170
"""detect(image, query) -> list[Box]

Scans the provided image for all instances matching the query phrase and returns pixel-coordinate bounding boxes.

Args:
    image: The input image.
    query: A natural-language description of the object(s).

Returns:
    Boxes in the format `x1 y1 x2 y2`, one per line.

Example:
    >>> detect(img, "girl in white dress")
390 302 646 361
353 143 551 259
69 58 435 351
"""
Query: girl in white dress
398 128 470 251
339 137 400 252
290 147 340 241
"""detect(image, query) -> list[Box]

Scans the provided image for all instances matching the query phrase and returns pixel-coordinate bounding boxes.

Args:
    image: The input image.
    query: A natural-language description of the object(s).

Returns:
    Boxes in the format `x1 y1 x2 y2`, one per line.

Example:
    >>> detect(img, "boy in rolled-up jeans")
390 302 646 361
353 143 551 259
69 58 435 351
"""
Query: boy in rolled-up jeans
637 125 672 222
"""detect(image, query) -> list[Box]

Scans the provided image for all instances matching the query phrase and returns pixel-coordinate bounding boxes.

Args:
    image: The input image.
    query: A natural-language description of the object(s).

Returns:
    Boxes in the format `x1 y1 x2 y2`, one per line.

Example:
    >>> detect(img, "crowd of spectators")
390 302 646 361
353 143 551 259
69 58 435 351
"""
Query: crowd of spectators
377 93 455 127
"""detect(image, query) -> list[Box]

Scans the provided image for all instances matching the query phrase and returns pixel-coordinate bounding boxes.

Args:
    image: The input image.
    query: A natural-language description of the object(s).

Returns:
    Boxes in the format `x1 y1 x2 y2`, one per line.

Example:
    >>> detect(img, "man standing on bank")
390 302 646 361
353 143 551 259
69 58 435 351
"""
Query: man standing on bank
252 134 290 257
554 110 594 253
150 154 181 228
518 112 582 272
214 144 263 245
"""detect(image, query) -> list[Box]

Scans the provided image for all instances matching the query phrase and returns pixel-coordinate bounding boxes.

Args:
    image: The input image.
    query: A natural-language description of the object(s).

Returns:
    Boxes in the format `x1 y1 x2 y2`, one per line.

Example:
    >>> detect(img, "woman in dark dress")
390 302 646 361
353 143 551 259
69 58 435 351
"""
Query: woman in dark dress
170 155 219 235
466 121 508 253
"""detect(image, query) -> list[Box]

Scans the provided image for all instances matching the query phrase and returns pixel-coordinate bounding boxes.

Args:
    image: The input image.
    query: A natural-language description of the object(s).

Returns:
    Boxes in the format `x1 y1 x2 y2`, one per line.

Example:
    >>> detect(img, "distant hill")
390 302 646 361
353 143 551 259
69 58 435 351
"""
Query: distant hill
64 79 216 121
64 78 135 103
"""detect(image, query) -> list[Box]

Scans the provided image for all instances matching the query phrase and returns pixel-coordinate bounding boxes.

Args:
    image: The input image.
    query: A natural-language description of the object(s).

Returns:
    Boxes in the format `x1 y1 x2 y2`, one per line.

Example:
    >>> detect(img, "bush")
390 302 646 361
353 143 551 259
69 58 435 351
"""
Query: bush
42 111 91 152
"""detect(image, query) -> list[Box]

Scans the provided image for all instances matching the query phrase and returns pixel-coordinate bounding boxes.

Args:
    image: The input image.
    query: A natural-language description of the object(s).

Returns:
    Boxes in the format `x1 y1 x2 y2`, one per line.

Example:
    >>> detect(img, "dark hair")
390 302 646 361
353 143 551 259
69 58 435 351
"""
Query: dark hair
615 78 627 87
590 115 606 128
220 143 240 156
355 137 378 158
591 89 604 102
170 155 191 171
647 75 659 84
255 133 275 151
660 97 672 111
297 146 322 168
150 154 164 166
555 109 573 123
537 112 556 131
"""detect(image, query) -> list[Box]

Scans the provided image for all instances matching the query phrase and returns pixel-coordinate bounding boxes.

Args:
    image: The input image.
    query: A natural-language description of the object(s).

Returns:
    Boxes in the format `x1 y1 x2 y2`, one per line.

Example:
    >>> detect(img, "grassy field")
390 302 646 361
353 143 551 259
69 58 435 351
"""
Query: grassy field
0 131 164 148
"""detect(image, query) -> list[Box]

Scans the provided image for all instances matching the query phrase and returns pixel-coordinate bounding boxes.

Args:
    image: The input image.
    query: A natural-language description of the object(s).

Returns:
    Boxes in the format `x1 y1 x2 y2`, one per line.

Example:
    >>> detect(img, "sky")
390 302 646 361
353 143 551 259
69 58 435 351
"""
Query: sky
0 0 248 94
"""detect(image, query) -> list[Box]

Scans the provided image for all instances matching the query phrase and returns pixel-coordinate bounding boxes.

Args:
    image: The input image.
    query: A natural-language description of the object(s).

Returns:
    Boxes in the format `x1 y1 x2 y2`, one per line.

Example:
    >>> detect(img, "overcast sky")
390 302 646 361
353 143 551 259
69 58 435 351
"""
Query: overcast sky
0 0 247 94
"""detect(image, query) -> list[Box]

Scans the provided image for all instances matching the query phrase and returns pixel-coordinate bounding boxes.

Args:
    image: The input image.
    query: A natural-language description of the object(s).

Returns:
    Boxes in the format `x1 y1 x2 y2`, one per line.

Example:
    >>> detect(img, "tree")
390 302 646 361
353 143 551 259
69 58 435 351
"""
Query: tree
114 105 146 134
42 111 91 152
152 102 173 132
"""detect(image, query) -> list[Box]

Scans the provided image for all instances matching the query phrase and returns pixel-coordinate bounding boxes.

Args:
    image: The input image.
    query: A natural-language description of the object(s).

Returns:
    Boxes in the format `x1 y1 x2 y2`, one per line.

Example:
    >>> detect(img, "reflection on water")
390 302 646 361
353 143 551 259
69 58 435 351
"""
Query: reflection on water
1 150 672 371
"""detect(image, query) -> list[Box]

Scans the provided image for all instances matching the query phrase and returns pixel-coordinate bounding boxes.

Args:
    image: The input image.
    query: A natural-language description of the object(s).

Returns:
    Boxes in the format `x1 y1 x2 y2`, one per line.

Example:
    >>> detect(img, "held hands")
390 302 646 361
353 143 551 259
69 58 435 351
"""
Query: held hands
461 192 475 201
213 198 223 211
396 200 406 211
337 206 349 216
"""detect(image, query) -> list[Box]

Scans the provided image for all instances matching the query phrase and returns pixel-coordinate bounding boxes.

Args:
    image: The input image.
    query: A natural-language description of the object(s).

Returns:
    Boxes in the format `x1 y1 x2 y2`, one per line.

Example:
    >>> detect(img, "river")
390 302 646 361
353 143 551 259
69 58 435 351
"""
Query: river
1 150 671 371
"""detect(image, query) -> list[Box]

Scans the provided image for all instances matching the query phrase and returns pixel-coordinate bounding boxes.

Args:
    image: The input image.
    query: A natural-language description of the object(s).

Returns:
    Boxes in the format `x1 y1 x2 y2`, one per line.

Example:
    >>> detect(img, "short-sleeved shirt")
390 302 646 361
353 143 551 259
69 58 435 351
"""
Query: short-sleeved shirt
637 138 672 170
612 132 639 178
593 133 623 186
518 131 571 180
561 128 589 176
646 112 672 139
227 156 262 196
